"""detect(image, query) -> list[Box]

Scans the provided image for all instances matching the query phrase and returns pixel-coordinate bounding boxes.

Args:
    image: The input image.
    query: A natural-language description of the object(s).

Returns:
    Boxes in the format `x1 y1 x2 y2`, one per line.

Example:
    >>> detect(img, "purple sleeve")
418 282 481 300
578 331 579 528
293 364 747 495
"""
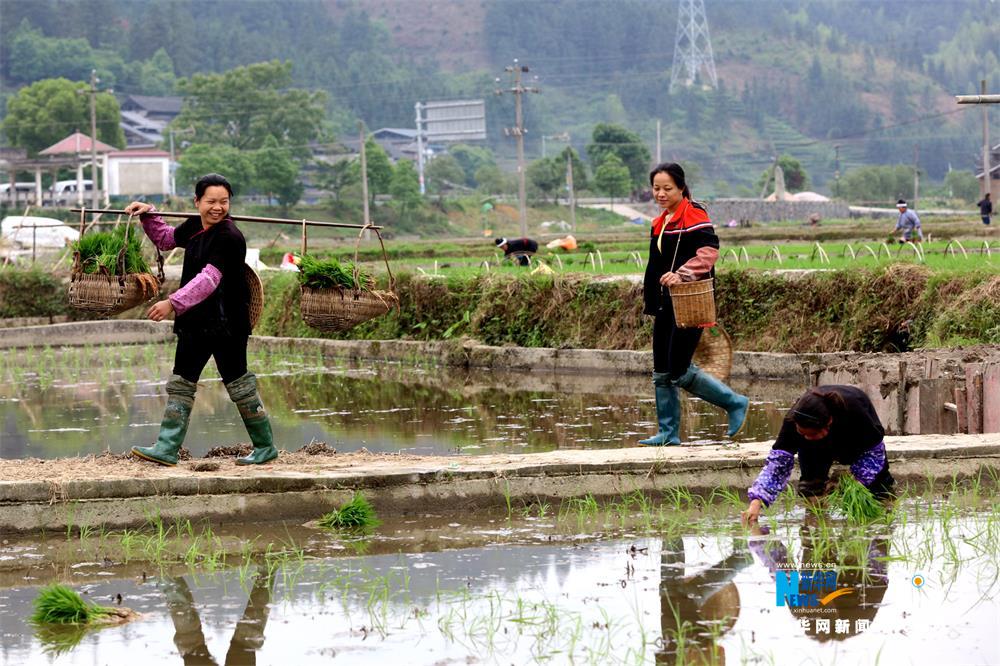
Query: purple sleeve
168 264 222 315
748 538 789 577
748 449 795 506
140 207 176 251
850 441 886 487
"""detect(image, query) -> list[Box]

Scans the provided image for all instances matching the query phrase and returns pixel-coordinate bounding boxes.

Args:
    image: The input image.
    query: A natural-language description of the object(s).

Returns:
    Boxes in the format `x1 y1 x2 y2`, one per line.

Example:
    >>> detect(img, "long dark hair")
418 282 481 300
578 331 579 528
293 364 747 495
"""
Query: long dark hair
648 162 691 199
788 388 846 428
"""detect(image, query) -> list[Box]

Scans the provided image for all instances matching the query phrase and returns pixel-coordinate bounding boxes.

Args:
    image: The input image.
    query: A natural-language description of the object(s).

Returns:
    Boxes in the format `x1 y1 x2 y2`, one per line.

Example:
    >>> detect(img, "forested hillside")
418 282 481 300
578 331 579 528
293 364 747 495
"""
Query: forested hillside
1 0 997 195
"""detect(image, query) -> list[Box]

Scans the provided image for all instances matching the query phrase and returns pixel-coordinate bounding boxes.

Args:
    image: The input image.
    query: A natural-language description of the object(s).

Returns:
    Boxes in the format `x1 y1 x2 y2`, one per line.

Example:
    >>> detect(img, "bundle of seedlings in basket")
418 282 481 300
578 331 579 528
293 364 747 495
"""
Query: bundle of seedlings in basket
297 254 398 332
69 224 160 314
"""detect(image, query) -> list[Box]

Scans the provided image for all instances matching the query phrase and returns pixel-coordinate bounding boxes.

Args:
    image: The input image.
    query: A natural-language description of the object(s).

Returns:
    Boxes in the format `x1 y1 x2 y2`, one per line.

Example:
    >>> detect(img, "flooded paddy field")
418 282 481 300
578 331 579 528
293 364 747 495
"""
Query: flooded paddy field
1 482 998 665
0 343 803 460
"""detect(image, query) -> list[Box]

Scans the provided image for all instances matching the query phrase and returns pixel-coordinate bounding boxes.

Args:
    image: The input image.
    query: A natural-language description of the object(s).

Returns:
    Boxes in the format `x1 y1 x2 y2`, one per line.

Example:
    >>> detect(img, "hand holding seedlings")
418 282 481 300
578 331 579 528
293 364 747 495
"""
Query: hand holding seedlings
741 498 763 525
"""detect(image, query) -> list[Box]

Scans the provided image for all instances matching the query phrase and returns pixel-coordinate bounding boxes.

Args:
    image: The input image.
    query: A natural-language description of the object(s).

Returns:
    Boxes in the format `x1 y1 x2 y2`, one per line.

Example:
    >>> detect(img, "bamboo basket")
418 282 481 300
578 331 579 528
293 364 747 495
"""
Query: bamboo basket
245 263 263 330
300 224 398 332
69 213 162 316
692 324 733 382
669 278 716 328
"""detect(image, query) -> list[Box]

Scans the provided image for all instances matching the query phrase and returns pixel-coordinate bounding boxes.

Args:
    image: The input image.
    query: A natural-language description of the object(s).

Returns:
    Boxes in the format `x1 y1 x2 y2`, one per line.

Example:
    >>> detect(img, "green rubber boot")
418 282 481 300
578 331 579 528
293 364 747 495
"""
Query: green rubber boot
225 373 278 465
132 375 198 466
638 372 682 446
676 364 750 438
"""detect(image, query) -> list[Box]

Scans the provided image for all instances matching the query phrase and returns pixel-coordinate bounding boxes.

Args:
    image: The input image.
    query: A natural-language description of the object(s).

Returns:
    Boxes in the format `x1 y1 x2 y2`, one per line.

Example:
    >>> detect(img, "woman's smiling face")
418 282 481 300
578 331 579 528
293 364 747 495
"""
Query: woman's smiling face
195 185 230 227
652 171 684 213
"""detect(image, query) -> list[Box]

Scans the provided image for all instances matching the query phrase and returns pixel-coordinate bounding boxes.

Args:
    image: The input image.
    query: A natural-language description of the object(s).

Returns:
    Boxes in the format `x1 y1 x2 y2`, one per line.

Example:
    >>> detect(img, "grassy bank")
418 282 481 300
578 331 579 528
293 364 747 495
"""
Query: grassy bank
255 264 1000 352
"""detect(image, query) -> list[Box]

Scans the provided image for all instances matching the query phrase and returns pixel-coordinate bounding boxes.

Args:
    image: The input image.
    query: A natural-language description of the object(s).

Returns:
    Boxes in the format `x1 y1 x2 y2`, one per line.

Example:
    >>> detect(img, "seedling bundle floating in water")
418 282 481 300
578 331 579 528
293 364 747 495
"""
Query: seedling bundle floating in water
30 584 113 625
830 475 885 523
318 492 381 530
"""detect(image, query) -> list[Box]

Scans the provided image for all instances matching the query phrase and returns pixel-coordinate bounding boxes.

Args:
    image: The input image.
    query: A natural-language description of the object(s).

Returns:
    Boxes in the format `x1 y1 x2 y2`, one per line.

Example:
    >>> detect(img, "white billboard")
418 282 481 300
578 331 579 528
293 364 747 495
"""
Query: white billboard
417 100 486 142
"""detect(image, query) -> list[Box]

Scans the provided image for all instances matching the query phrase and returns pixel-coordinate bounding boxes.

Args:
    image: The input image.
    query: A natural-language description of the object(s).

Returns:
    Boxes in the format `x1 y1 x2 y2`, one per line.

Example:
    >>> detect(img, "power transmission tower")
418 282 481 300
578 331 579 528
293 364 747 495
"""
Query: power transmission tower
496 59 539 237
669 0 718 92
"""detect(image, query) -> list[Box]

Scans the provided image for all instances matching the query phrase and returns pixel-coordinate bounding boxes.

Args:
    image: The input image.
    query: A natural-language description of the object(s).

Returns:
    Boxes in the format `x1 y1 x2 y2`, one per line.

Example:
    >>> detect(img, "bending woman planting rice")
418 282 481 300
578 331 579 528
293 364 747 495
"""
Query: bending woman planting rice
741 386 895 524
123 173 278 466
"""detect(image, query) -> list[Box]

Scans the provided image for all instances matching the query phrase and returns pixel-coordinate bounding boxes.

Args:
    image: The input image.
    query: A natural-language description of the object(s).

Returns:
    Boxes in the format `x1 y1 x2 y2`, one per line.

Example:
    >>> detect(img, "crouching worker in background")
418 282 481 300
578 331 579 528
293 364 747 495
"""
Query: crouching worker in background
495 237 539 266
124 173 278 466
742 386 895 524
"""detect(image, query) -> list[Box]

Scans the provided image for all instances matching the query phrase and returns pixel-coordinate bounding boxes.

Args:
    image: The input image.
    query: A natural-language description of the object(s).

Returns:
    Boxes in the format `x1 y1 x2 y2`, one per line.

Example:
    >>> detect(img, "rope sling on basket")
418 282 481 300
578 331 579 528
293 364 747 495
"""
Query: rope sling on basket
299 223 398 332
662 211 717 329
68 211 162 316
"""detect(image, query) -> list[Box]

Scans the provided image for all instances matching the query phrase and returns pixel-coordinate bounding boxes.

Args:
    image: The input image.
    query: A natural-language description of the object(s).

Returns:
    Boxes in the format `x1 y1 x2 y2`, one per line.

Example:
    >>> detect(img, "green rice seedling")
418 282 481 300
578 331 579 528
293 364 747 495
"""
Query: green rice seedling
30 584 112 625
73 224 151 275
297 254 374 290
317 492 381 530
829 476 885 524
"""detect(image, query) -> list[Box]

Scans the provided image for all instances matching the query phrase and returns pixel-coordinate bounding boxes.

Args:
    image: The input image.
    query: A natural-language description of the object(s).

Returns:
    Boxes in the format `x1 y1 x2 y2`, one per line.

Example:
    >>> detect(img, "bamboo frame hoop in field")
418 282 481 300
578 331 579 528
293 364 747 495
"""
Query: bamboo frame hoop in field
662 214 717 329
69 213 163 316
299 223 399 333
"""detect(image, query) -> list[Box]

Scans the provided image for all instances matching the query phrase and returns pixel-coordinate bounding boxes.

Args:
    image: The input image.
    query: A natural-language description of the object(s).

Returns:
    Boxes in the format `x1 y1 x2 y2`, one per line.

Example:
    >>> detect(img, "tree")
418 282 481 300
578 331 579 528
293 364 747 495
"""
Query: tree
448 144 497 187
253 136 302 210
175 144 255 196
2 77 124 155
127 48 177 96
172 61 327 155
757 155 811 194
363 138 393 205
586 123 650 187
473 164 511 194
316 158 359 202
836 165 914 204
527 157 564 202
389 160 422 218
425 154 465 194
594 154 631 206
943 170 980 203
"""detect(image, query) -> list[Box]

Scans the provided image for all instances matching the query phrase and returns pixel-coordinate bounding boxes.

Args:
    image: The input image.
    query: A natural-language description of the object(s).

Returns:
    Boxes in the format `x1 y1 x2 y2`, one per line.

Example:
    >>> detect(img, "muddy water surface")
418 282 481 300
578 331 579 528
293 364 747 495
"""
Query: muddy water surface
0 343 801 460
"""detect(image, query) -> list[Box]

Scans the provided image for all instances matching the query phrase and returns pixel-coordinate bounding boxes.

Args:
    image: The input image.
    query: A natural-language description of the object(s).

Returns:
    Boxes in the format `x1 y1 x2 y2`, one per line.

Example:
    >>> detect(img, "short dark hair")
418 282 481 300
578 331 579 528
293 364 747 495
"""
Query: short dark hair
195 173 233 199
649 162 691 199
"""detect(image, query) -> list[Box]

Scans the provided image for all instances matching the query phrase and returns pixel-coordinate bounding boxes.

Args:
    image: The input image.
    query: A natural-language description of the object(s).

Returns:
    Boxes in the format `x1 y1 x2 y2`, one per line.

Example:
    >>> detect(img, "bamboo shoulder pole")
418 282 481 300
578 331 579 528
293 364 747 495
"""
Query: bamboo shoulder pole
70 208 381 230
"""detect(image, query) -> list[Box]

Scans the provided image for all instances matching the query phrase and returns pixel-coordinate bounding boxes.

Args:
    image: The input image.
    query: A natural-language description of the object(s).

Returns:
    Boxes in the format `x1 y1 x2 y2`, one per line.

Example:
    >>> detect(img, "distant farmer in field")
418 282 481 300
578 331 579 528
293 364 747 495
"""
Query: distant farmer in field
741 386 895 525
978 193 992 226
638 162 748 446
894 199 922 243
123 173 278 466
495 237 538 266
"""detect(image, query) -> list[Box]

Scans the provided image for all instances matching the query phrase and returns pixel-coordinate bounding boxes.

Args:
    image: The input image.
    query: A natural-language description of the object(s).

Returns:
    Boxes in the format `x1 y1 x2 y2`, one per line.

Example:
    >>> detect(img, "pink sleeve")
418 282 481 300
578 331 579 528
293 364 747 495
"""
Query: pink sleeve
676 246 719 282
139 206 176 251
168 264 222 315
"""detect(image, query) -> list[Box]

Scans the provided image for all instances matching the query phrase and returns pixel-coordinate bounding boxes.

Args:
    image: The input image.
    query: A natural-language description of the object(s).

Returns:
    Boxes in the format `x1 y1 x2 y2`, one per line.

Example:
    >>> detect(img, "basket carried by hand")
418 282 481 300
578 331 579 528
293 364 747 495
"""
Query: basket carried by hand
245 263 264 330
68 213 163 316
669 278 716 328
299 224 398 333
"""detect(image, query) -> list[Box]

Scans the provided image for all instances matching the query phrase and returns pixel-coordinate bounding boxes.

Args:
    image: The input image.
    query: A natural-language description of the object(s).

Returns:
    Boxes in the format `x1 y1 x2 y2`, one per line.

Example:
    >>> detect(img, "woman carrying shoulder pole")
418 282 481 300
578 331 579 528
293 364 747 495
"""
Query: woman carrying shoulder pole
124 173 278 466
638 162 749 446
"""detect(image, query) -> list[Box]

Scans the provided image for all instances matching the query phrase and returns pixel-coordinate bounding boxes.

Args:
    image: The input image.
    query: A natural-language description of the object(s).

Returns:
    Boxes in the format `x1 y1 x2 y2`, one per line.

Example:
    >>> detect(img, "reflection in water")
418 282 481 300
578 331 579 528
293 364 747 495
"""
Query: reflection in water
162 568 274 666
0 344 801 459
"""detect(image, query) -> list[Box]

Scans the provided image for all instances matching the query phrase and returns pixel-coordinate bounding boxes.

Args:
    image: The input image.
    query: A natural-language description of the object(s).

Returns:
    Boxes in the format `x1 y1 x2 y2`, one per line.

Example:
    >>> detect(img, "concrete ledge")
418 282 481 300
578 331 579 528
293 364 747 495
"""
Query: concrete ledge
2 435 998 534
0 319 175 348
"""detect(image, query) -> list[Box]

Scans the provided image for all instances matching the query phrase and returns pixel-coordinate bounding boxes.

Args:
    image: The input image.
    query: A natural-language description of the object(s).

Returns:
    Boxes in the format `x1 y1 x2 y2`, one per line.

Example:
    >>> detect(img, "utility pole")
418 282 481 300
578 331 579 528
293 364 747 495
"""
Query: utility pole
496 60 539 237
359 123 370 228
656 120 662 164
834 144 841 198
81 70 101 210
983 80 992 199
415 102 426 195
566 152 576 232
913 144 920 209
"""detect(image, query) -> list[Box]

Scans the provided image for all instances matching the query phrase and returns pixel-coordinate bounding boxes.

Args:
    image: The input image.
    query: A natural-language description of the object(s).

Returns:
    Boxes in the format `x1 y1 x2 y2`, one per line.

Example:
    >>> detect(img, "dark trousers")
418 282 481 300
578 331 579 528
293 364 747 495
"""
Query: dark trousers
652 313 703 378
983 216 991 226
173 332 249 384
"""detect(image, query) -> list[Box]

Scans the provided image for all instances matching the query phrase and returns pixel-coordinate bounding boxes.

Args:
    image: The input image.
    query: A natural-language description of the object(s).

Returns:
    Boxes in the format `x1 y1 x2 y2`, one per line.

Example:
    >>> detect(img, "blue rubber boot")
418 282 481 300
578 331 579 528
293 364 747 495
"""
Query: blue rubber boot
638 372 682 446
676 364 749 438
132 375 197 466
225 373 278 465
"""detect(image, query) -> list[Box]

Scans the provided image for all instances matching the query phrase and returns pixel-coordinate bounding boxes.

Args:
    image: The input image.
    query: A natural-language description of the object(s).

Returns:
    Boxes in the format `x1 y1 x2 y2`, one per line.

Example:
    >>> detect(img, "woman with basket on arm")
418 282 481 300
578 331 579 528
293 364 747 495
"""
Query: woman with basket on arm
123 173 278 466
638 162 749 446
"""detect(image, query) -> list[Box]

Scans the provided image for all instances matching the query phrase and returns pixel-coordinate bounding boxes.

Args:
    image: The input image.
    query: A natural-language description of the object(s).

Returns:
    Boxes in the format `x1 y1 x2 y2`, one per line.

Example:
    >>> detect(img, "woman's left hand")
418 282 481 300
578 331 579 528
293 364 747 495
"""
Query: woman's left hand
659 272 682 287
147 299 174 322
